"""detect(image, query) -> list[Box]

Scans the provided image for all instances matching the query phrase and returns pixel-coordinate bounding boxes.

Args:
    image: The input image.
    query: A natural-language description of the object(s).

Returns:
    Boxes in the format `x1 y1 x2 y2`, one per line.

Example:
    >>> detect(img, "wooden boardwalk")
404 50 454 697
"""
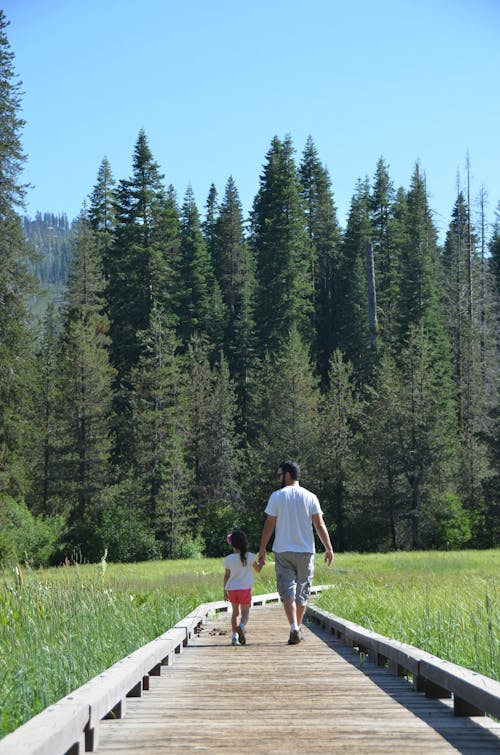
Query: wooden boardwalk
95 603 500 754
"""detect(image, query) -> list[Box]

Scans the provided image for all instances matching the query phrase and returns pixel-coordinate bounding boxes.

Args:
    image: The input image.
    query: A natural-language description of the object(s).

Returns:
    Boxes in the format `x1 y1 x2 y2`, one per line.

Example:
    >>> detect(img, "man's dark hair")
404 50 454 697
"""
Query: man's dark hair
279 460 300 480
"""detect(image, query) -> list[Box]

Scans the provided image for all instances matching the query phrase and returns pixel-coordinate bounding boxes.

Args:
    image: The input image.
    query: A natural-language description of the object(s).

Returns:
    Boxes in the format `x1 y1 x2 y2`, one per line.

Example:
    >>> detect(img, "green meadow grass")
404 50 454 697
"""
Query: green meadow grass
0 550 498 738
0 558 276 738
315 550 499 681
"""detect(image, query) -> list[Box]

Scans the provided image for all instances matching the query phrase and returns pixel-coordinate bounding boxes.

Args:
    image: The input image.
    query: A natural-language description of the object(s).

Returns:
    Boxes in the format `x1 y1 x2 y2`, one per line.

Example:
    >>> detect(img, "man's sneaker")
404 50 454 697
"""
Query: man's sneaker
288 628 302 645
231 635 239 646
236 625 246 645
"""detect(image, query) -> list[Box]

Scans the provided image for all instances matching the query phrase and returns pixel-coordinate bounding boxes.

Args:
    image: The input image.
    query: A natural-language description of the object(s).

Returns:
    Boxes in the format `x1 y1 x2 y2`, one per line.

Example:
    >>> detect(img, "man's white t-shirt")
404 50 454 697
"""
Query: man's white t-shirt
265 484 322 553
223 552 257 590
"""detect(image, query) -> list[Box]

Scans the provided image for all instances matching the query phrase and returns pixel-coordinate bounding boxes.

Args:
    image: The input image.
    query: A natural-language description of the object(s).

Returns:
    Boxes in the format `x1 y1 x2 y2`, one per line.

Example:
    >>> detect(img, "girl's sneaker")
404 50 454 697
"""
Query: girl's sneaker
236 625 246 645
231 634 239 646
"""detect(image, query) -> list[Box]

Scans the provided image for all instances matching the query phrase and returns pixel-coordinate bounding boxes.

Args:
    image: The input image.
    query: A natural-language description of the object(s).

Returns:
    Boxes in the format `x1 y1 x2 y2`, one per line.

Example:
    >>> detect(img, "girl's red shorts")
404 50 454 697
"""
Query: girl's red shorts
227 588 252 605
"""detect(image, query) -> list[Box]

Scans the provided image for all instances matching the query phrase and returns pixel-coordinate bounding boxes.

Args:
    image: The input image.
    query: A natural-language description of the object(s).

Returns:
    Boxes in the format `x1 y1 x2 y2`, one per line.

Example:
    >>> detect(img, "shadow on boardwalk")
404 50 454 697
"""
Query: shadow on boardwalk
95 603 500 754
306 617 500 754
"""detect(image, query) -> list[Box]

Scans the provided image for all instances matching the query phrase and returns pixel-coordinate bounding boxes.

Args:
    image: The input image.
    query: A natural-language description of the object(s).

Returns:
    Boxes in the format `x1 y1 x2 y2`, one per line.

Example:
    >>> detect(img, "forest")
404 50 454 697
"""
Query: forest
1 12 499 564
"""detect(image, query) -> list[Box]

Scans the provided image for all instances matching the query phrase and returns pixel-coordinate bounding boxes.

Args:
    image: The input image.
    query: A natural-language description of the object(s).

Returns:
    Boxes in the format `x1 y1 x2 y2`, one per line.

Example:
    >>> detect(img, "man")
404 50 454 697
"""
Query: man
258 460 334 645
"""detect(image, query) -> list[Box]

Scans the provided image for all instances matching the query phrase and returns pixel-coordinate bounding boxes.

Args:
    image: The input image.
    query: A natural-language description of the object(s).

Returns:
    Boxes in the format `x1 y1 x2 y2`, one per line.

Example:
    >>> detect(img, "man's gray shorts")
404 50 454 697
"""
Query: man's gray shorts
274 551 315 605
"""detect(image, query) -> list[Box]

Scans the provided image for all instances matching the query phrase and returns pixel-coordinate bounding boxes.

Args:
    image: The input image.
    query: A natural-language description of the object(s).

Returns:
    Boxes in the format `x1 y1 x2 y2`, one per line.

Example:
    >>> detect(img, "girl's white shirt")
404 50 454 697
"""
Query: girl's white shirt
223 552 257 589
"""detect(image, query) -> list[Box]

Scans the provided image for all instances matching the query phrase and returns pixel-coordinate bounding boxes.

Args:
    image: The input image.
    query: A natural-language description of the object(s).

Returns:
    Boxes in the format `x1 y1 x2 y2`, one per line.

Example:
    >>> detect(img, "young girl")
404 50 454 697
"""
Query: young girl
223 530 264 646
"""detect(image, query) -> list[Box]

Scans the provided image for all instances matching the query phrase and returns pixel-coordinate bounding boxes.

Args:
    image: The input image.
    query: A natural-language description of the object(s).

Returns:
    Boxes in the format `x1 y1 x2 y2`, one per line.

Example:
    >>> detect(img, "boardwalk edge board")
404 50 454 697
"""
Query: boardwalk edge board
306 604 500 719
0 589 295 755
1 585 499 754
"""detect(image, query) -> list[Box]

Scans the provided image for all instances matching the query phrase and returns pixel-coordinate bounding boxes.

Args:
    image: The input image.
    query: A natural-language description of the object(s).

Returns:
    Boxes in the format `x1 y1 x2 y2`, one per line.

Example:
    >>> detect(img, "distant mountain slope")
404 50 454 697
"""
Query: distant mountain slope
23 212 75 315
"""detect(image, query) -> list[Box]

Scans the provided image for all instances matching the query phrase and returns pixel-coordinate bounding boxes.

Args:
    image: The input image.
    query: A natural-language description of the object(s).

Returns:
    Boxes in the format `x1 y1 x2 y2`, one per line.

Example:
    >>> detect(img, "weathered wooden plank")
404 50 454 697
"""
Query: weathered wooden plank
95 603 500 754
308 603 500 716
0 700 89 755
3 591 499 755
419 657 500 718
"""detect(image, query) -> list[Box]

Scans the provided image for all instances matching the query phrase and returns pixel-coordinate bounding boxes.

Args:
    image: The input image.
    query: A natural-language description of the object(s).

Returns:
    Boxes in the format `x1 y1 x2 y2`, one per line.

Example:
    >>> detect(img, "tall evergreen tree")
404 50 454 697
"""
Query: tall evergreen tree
194 355 242 552
57 213 114 539
25 304 62 515
128 306 192 556
489 200 500 297
316 350 363 551
369 158 402 351
357 352 407 550
182 335 216 529
337 178 373 378
251 135 313 354
202 182 218 261
397 164 449 358
159 184 182 326
88 157 115 282
176 186 226 350
442 189 500 539
397 326 461 549
107 130 170 380
441 190 477 426
213 176 256 426
0 12 33 495
244 328 320 535
88 157 115 234
299 136 341 384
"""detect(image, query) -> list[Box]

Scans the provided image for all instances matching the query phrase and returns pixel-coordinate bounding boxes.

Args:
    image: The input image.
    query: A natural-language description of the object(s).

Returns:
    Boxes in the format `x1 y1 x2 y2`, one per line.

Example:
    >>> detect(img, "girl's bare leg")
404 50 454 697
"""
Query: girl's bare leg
240 605 250 626
231 603 241 632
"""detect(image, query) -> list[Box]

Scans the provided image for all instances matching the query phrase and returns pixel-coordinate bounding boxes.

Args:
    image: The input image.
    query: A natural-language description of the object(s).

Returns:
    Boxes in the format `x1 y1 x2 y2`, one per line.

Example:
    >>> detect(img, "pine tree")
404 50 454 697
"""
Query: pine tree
397 326 461 549
128 306 192 556
370 158 402 351
0 12 33 495
202 182 218 261
245 328 320 533
213 176 256 426
183 334 214 512
299 136 342 385
357 353 407 549
316 350 363 551
251 135 313 354
175 187 226 350
441 190 476 426
24 304 62 515
107 130 170 379
88 157 115 282
397 164 449 358
56 213 114 544
159 184 182 328
194 355 242 552
441 187 498 535
489 200 500 296
337 178 374 378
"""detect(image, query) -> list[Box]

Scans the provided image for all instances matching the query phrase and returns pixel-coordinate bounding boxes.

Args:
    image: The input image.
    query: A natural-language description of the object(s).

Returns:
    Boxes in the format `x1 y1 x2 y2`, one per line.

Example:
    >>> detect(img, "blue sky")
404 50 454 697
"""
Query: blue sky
3 0 500 242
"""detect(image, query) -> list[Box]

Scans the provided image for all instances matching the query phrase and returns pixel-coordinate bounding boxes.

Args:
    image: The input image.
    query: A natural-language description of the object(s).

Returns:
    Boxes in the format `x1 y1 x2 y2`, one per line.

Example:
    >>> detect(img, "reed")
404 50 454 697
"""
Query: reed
315 550 499 681
0 549 498 738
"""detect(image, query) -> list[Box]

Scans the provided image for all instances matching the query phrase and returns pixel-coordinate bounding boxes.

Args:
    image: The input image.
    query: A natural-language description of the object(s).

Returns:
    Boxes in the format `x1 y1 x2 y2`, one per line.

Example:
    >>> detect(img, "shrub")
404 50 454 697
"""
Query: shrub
0 495 65 567
96 484 162 563
171 532 205 559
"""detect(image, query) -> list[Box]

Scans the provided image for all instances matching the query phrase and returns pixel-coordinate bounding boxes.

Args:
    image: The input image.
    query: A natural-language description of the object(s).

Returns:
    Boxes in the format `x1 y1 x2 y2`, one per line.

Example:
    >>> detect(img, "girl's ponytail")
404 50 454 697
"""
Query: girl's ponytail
229 530 249 565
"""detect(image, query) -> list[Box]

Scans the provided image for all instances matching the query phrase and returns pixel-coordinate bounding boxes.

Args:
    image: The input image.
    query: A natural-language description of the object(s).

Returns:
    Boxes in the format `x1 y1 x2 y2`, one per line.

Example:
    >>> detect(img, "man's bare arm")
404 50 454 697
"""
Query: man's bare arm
312 513 334 565
259 515 277 562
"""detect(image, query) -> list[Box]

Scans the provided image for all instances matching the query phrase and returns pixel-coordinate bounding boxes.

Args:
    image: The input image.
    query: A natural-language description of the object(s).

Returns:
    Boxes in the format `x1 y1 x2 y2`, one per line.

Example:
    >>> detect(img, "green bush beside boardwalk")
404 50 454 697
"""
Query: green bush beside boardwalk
0 550 498 739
